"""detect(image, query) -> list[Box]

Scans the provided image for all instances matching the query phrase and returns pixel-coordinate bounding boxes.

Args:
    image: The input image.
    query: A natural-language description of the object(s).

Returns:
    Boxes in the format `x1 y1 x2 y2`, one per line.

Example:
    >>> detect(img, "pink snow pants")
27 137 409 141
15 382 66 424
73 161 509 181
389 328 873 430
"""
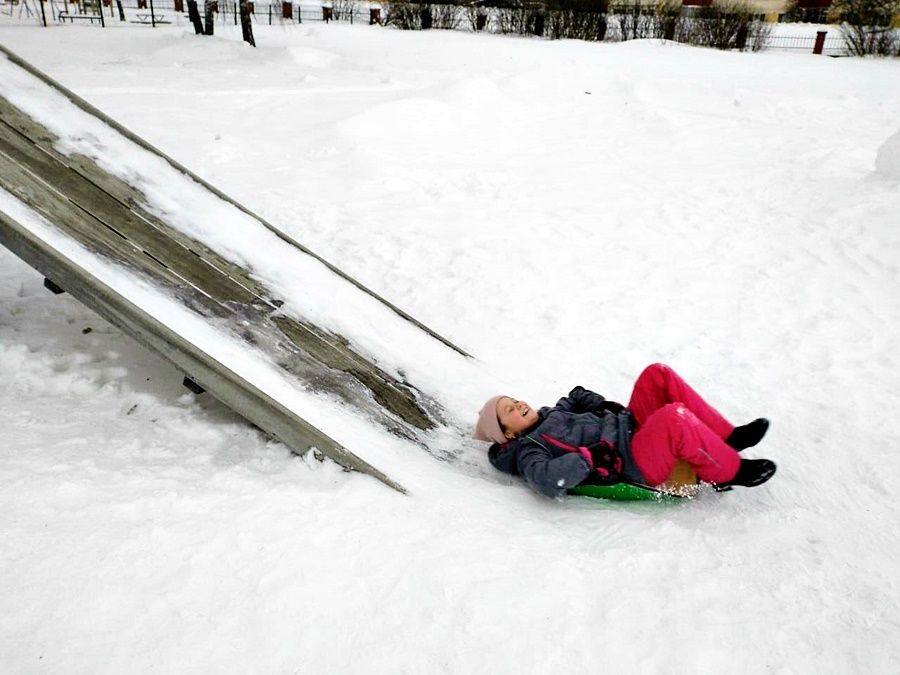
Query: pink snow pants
627 364 741 486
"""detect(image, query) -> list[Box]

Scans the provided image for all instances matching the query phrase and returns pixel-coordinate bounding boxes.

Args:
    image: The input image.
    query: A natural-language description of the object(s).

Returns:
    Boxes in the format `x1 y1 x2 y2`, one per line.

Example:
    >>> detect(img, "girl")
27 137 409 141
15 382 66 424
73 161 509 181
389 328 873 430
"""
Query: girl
473 363 776 499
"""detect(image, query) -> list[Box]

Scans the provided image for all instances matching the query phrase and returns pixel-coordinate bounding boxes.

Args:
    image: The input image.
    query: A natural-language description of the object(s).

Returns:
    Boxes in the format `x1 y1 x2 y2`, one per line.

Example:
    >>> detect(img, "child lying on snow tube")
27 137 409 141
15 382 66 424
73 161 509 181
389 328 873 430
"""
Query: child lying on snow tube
473 363 776 499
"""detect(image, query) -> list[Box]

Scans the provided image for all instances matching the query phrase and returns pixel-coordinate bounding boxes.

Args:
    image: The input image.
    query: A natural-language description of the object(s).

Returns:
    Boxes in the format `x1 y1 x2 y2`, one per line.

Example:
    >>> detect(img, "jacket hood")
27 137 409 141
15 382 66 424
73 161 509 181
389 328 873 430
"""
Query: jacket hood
488 439 520 475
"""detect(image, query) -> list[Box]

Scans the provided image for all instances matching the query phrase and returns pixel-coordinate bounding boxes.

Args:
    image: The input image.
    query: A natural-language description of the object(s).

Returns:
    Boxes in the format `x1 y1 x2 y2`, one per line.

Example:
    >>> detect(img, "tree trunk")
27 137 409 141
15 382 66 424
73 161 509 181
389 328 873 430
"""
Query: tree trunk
203 0 217 34
115 0 125 20
187 0 204 32
239 0 256 46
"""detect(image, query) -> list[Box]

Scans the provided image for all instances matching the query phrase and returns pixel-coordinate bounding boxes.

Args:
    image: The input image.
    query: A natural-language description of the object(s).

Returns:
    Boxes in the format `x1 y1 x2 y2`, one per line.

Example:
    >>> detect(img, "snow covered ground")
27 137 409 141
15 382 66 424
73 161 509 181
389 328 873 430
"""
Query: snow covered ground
1 23 899 673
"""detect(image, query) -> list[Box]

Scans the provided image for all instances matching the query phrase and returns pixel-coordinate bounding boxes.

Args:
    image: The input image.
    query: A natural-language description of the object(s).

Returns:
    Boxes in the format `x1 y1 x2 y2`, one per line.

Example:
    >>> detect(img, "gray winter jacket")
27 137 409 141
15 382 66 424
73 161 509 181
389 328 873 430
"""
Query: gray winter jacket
488 386 644 498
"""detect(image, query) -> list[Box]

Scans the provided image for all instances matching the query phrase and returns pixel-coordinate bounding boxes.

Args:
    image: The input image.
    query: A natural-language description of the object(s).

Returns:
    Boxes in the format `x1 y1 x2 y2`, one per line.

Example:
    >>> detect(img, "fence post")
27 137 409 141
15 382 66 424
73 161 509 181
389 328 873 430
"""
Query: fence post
532 11 544 36
735 25 748 50
813 30 826 55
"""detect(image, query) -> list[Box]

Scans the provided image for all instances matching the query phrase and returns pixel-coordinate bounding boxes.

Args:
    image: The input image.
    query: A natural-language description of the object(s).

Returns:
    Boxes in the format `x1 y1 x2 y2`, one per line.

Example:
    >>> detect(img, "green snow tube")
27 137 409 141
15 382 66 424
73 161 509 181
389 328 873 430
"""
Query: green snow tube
570 460 701 501
568 483 685 502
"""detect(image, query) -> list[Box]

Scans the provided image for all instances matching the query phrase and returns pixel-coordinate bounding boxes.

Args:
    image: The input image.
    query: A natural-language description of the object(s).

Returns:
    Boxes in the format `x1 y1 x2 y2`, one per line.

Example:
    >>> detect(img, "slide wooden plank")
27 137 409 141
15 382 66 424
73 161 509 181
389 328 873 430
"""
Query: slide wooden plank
0 96 270 302
0 109 263 308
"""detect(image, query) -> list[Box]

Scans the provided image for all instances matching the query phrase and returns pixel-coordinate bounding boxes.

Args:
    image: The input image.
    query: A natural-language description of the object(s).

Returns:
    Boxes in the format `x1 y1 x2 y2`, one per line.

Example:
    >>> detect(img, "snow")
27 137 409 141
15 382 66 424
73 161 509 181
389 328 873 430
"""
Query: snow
2 23 900 673
875 128 900 181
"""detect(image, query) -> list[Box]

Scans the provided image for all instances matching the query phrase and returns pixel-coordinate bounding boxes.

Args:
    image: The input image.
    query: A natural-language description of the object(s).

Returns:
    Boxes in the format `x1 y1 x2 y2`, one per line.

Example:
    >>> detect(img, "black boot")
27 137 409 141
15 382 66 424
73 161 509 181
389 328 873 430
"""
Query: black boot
726 418 769 451
715 458 777 491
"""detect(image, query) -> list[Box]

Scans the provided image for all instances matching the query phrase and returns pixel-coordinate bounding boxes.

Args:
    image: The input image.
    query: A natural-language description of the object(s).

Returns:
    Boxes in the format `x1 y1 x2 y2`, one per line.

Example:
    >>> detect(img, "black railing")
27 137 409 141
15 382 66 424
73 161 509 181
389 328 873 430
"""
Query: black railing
764 33 846 53
14 0 374 24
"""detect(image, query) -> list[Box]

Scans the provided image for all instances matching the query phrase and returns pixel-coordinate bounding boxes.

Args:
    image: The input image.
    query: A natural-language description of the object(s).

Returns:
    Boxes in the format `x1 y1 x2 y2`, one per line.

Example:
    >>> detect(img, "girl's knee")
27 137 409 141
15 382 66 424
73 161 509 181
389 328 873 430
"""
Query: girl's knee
635 362 662 387
659 401 691 420
638 362 672 382
656 403 702 435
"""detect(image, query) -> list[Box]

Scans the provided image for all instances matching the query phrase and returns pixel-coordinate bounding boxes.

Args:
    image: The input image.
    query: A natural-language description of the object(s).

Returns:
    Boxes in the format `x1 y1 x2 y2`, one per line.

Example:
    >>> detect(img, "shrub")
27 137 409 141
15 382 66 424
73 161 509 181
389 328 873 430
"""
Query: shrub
654 0 685 40
610 0 656 40
384 0 424 28
545 0 609 40
383 1 460 28
332 0 358 20
465 3 490 29
746 13 771 51
831 0 900 56
487 1 534 34
431 2 463 28
682 1 759 50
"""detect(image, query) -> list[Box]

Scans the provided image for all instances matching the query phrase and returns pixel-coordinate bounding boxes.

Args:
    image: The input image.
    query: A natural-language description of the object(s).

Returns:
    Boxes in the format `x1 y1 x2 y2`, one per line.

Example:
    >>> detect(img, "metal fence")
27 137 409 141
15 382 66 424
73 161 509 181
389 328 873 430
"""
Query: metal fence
0 0 373 25
764 33 846 54
210 1 375 25
0 0 873 56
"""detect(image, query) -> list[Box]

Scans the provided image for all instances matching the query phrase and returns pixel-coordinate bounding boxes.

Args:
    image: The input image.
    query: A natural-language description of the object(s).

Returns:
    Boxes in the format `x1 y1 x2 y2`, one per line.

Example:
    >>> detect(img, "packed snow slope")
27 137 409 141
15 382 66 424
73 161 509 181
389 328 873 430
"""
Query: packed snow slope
1 24 899 674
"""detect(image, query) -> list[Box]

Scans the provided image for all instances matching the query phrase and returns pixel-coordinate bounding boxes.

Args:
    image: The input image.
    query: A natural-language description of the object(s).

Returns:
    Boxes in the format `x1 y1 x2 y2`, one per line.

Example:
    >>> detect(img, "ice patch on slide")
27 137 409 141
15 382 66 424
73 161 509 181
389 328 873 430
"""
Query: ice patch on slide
874 128 900 181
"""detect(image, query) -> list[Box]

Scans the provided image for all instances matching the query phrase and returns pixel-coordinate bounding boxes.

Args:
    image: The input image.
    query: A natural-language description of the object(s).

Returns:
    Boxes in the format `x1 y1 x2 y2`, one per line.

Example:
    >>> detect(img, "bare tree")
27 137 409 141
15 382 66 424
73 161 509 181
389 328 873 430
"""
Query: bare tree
239 0 255 45
204 0 217 34
187 0 204 32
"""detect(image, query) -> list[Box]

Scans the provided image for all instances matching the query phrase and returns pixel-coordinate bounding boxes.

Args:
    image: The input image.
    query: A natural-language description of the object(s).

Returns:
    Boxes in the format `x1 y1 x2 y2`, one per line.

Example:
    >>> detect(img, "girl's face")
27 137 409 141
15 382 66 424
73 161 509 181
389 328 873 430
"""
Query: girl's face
496 397 539 438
